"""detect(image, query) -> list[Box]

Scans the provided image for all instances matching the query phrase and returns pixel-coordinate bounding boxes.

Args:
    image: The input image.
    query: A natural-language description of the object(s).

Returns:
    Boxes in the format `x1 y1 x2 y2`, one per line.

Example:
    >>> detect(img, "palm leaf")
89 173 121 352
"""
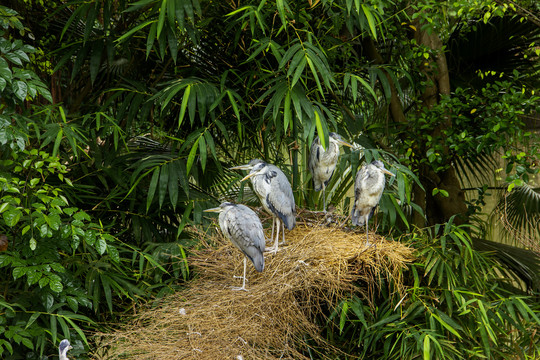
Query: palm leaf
491 185 540 252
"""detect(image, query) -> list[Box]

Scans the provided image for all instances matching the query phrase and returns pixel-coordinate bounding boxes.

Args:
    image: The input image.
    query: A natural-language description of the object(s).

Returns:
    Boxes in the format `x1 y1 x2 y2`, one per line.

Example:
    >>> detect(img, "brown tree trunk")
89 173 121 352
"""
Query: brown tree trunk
413 23 469 226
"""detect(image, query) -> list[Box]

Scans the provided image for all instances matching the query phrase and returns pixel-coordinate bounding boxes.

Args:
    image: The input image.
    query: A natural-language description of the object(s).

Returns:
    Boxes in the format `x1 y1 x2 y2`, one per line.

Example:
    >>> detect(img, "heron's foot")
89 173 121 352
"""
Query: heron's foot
231 286 248 292
265 246 279 254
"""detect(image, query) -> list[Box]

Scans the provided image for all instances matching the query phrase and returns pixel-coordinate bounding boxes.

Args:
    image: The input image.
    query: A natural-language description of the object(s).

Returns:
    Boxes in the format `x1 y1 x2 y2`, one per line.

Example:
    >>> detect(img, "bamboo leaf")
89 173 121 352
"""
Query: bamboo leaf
179 84 192 128
157 0 167 39
116 20 155 44
361 4 377 39
158 162 169 208
283 89 291 133
146 167 160 212
314 110 325 149
199 135 207 172
423 334 430 360
186 137 200 175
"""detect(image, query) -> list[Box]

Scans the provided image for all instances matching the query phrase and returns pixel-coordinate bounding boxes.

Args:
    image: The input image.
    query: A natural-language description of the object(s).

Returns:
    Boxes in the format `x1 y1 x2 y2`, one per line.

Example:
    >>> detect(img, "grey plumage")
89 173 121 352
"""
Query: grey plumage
309 132 353 211
205 202 265 290
231 159 296 253
351 160 394 244
59 339 72 360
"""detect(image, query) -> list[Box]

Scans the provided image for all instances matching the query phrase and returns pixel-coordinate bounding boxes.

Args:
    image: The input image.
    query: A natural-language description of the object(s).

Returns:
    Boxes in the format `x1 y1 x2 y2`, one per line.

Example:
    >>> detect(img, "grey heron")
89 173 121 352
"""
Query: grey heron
59 339 72 360
351 160 394 245
204 202 265 291
309 132 353 212
230 159 296 253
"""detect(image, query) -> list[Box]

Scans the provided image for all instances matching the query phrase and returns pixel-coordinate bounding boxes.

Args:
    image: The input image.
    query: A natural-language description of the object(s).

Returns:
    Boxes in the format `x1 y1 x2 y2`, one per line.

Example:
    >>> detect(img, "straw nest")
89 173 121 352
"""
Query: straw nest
96 211 414 359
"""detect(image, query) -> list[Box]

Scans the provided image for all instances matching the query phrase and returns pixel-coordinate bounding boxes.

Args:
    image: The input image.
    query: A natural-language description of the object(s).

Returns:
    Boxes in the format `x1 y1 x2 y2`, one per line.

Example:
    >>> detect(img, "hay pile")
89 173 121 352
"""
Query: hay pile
97 212 414 359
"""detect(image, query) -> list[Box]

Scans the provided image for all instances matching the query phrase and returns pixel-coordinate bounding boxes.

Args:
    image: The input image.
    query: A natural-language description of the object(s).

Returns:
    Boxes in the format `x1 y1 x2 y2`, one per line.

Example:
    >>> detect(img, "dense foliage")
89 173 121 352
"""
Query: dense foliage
1 0 539 358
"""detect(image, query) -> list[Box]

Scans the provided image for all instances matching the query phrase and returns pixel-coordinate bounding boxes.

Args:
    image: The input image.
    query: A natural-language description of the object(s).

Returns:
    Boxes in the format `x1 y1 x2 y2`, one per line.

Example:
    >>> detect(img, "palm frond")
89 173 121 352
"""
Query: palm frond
491 184 540 253
473 237 540 293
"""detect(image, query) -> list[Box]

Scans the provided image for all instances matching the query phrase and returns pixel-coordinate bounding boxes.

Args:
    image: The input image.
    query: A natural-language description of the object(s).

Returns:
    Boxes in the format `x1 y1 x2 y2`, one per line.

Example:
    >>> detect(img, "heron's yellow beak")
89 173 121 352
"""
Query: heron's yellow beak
382 169 394 176
203 207 221 213
229 164 252 171
337 139 354 148
240 172 258 182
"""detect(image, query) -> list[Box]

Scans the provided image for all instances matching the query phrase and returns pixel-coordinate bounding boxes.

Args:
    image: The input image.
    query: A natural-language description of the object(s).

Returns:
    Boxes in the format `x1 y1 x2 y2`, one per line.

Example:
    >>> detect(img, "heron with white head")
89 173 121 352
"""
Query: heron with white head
59 339 72 360
309 132 354 212
351 160 394 245
205 202 265 291
230 159 296 253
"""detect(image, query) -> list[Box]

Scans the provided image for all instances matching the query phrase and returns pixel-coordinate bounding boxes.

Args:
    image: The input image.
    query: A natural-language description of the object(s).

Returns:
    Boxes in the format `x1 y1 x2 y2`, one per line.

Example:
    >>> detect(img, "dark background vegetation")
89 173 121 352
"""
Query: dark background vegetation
0 0 539 358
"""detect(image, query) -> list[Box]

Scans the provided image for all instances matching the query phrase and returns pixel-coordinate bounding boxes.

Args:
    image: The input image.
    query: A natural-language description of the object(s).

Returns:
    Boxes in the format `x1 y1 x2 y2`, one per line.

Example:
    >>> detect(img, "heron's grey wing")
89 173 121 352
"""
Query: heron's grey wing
308 137 323 190
351 166 371 226
266 166 297 230
223 205 265 272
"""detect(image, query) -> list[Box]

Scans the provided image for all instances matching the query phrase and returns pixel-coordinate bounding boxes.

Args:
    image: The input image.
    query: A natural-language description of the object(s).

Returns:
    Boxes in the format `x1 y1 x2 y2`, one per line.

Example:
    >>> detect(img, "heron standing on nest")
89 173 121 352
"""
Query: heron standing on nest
59 339 72 360
309 132 353 212
205 202 265 291
231 159 296 253
351 160 394 245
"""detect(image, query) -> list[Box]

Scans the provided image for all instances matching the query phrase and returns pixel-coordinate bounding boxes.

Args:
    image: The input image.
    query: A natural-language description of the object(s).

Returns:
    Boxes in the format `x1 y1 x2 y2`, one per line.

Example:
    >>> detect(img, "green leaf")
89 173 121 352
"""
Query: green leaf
116 19 155 44
186 137 200 176
157 0 167 39
49 277 63 293
361 4 377 39
146 167 160 212
178 84 192 128
13 80 27 101
423 334 431 360
25 313 40 329
95 236 107 255
199 134 207 171
3 208 22 227
314 110 325 149
158 162 169 208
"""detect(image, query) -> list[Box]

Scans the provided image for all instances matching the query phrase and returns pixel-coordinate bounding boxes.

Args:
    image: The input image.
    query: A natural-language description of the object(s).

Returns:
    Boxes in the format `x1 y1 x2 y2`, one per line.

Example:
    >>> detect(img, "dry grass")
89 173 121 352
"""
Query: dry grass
95 212 414 359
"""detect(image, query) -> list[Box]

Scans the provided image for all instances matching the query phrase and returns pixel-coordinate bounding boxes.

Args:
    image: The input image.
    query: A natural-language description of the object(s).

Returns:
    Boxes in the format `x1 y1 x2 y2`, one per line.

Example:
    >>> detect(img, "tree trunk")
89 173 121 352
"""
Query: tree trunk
413 23 469 226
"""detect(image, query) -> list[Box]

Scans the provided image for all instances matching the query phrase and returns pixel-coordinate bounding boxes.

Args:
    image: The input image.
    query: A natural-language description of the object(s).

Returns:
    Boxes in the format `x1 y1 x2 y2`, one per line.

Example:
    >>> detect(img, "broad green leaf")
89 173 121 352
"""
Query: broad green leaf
3 208 22 227
13 80 27 101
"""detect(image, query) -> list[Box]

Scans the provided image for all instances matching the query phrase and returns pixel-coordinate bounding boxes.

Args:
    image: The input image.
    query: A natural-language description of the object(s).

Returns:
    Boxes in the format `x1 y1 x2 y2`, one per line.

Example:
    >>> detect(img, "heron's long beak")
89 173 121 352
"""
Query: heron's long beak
337 139 354 148
240 171 258 182
229 164 252 171
203 207 221 213
382 169 394 176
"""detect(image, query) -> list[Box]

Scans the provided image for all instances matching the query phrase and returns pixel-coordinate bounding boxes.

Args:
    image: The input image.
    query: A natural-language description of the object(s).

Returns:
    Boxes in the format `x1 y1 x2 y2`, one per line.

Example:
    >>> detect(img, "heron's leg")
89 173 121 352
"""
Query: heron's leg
266 218 280 253
365 216 369 246
271 216 275 245
322 185 327 213
232 257 248 291
278 220 286 246
273 218 280 253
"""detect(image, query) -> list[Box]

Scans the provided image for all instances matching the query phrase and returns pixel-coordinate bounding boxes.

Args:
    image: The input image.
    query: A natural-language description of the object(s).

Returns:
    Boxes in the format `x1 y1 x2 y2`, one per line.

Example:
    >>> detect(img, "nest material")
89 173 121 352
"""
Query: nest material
97 214 414 359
